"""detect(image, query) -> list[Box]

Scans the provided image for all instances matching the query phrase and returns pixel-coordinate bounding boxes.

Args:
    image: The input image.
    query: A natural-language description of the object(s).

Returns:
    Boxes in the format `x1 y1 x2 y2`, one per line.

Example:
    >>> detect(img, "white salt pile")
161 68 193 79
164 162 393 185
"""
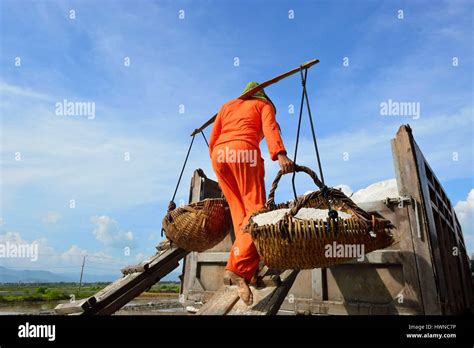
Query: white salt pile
252 209 289 226
296 208 352 220
351 179 399 203
333 184 353 197
305 179 399 204
251 208 352 226
252 179 399 226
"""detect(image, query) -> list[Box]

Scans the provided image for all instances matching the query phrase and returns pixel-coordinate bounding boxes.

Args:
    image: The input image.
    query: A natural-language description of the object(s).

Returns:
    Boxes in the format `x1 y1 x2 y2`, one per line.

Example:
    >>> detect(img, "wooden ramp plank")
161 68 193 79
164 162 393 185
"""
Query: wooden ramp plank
54 297 96 315
54 246 188 315
228 270 299 315
196 270 299 315
84 246 188 315
196 286 240 315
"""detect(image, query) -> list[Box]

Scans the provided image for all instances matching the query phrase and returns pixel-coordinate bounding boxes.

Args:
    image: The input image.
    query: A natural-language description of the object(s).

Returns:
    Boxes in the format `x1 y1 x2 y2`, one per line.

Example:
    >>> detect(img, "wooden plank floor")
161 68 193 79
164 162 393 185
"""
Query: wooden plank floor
197 270 299 315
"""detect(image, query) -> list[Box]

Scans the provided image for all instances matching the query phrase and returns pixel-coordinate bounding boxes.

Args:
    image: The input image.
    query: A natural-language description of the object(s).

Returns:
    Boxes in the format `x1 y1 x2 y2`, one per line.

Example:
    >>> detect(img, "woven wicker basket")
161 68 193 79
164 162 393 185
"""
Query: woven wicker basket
245 165 394 269
162 198 232 252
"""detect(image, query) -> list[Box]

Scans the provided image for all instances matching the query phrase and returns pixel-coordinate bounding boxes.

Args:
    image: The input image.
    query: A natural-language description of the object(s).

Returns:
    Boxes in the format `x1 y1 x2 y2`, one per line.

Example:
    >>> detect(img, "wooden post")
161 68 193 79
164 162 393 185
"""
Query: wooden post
391 125 442 314
78 255 86 293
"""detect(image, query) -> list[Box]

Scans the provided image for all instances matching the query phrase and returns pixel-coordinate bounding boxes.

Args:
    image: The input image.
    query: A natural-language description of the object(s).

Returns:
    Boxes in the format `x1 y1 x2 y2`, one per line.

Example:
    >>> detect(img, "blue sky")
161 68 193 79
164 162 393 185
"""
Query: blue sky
0 0 472 276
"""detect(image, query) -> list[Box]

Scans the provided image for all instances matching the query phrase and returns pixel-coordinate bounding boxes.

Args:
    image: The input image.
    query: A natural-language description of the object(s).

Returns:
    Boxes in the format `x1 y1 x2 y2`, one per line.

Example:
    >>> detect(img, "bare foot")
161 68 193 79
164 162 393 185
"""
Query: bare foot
224 270 253 306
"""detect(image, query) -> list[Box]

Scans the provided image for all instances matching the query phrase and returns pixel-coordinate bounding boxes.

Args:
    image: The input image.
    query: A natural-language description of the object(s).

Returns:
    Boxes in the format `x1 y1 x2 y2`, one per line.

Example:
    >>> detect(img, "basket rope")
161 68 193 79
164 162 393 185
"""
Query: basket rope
254 165 372 238
161 130 209 237
267 164 324 208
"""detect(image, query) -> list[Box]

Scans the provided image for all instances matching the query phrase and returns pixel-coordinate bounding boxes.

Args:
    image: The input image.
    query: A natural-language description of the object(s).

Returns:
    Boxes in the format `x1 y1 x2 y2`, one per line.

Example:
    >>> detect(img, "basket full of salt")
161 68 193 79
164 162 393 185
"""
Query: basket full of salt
244 165 394 269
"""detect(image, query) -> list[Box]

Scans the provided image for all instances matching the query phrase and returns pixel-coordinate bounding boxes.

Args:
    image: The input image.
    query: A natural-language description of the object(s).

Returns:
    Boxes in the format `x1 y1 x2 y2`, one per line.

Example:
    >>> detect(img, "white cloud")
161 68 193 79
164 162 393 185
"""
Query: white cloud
0 231 70 268
0 81 50 101
60 245 88 263
0 82 214 210
0 231 128 273
91 215 135 249
455 189 474 255
42 211 61 224
0 231 33 244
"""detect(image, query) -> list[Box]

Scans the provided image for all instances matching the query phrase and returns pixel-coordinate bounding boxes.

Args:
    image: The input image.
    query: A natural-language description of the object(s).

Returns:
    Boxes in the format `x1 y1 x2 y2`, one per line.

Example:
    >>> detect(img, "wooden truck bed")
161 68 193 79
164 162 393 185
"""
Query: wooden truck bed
181 125 473 315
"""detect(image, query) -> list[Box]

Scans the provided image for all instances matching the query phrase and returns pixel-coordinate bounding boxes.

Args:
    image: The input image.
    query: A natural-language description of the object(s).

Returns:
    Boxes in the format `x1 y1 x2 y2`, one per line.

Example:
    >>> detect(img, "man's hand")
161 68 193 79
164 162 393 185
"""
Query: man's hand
277 153 295 174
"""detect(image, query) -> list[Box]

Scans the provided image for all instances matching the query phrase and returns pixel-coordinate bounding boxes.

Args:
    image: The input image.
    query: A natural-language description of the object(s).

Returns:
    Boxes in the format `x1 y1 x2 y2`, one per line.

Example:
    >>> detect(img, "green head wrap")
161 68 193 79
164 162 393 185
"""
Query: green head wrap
240 81 277 114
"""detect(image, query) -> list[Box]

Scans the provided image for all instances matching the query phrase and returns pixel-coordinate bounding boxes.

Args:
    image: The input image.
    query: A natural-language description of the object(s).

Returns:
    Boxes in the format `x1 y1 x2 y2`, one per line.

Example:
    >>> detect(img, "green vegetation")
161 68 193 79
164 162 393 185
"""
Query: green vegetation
0 283 105 302
0 281 181 302
148 282 180 294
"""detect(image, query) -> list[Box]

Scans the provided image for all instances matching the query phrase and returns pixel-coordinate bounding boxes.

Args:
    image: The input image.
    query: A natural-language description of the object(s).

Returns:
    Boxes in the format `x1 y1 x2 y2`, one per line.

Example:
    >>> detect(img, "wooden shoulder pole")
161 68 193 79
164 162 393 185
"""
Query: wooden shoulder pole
190 59 319 136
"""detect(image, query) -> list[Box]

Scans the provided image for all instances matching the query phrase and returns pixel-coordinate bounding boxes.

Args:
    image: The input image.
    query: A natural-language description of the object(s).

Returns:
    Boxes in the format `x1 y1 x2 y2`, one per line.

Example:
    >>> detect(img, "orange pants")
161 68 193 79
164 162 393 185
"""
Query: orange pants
211 140 265 282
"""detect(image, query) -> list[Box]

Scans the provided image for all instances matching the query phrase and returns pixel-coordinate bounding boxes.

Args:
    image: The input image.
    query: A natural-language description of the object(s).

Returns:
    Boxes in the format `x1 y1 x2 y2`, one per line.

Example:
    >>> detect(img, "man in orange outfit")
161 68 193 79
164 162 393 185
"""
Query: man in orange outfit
209 82 294 305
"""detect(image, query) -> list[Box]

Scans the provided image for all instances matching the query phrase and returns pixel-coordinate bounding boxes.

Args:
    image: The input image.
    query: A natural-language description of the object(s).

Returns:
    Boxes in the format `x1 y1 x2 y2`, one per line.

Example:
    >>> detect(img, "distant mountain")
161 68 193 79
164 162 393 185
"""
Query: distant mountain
60 270 181 283
0 266 74 283
57 271 121 283
0 266 182 283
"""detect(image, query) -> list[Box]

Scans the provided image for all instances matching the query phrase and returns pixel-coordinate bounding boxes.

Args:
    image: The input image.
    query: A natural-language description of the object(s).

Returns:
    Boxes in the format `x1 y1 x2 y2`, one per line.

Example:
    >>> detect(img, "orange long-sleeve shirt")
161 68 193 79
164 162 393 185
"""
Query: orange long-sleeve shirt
209 98 286 161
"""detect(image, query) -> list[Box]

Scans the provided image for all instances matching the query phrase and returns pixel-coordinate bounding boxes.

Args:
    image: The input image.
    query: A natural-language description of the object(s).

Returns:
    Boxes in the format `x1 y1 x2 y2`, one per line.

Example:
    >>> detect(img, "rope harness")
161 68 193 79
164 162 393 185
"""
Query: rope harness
161 130 209 237
291 68 338 232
